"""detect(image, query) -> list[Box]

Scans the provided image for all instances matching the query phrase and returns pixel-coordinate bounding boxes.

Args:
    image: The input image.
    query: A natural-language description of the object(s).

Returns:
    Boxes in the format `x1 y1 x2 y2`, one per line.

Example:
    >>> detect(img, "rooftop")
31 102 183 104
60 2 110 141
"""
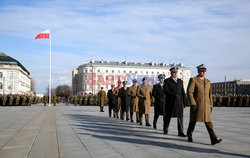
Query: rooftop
79 59 187 69
0 52 30 75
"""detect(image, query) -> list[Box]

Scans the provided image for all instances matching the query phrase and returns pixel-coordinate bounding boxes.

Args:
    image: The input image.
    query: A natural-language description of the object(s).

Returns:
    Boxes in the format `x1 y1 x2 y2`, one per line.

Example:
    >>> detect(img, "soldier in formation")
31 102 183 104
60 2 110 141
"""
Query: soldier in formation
152 74 165 129
186 64 222 145
119 81 130 120
107 85 115 117
128 79 139 123
97 87 106 112
113 81 122 118
136 77 153 126
163 67 186 137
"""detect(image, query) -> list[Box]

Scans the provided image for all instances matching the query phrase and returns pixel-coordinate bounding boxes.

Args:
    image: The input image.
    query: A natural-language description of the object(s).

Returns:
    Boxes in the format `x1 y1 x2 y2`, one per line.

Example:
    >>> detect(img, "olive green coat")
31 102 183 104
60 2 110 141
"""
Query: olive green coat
113 86 121 111
98 90 106 107
128 85 139 112
188 76 213 122
136 84 153 114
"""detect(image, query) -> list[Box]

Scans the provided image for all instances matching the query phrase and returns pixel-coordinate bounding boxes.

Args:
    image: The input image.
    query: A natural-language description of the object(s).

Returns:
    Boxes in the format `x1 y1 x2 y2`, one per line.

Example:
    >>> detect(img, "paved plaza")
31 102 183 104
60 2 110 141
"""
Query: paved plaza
0 104 249 158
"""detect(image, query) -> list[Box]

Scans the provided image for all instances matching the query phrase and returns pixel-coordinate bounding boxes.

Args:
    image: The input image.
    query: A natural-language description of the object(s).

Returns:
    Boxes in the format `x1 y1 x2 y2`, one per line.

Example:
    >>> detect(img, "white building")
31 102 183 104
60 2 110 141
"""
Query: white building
0 53 31 94
72 59 191 95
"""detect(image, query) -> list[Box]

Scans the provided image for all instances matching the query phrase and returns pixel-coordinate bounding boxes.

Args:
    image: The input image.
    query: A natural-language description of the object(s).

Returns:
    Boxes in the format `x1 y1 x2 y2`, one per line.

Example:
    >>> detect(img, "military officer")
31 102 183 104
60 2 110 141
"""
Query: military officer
186 64 222 145
119 81 130 120
163 67 186 136
107 84 115 117
128 79 139 123
113 81 122 118
97 87 106 112
43 95 48 106
152 74 165 129
136 77 153 126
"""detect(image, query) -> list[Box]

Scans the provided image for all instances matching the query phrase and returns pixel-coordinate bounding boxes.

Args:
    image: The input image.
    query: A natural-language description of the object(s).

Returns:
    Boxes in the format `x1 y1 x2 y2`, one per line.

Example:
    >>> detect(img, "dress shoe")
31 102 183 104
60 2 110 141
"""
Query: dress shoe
126 118 129 121
164 130 168 135
211 138 222 145
153 123 157 129
131 120 134 123
178 133 186 137
146 123 151 126
140 122 142 125
187 136 193 142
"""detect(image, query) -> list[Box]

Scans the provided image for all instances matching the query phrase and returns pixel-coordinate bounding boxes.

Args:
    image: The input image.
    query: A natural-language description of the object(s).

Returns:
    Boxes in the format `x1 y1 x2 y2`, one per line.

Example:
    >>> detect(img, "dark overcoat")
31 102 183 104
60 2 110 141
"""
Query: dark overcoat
152 83 165 115
107 89 115 109
118 87 130 112
163 77 186 117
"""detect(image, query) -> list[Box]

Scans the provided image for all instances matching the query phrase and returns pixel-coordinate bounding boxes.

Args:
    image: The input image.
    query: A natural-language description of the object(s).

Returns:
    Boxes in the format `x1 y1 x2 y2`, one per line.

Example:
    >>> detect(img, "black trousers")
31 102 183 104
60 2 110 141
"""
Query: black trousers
163 116 184 134
187 121 217 141
153 112 163 126
108 106 115 117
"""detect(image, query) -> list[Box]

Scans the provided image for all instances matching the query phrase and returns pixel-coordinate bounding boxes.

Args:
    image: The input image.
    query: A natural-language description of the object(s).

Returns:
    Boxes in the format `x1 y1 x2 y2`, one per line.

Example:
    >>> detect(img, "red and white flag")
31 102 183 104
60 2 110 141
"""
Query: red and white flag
35 29 50 39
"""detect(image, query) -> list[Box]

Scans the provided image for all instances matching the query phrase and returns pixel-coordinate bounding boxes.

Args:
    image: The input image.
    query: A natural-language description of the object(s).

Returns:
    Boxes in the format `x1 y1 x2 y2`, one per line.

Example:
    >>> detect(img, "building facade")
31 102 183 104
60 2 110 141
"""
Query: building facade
72 59 191 95
211 80 250 96
0 53 31 94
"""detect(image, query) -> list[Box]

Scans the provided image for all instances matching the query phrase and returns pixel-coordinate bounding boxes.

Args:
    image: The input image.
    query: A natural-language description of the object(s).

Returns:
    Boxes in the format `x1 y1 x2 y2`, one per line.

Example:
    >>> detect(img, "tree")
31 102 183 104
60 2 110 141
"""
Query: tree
55 85 71 97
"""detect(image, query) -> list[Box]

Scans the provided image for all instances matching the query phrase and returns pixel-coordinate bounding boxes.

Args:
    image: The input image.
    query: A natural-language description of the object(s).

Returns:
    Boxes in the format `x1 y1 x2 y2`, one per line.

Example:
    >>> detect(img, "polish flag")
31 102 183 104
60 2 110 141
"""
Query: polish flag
35 29 50 39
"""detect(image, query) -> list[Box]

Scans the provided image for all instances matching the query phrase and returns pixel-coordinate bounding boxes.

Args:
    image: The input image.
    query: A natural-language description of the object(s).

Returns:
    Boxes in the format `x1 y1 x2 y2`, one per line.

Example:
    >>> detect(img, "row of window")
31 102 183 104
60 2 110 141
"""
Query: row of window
0 71 19 79
213 83 235 88
213 89 235 92
82 68 184 75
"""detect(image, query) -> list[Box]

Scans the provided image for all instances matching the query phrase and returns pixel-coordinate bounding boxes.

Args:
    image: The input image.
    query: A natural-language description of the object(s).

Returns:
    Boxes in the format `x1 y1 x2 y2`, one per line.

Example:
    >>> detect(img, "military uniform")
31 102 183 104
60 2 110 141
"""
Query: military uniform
136 78 153 126
163 67 186 136
97 89 106 112
43 95 48 106
113 85 122 118
187 64 222 145
118 81 130 120
128 84 139 123
107 86 115 117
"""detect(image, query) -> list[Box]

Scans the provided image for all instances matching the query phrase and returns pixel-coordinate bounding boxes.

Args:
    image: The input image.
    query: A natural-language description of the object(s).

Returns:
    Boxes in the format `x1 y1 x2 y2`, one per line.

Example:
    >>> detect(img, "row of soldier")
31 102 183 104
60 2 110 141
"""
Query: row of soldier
99 64 222 145
213 95 250 107
0 94 40 106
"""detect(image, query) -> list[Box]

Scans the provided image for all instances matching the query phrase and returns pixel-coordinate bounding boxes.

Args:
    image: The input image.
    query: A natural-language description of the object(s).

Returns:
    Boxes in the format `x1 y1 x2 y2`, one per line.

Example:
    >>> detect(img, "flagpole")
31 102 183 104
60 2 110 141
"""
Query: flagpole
49 29 52 106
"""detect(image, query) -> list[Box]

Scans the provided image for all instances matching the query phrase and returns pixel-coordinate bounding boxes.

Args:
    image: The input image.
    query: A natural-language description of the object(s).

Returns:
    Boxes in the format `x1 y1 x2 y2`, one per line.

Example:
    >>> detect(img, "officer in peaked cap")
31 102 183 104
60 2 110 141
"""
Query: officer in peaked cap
119 80 130 120
152 74 166 129
163 66 187 136
107 84 116 117
196 64 207 71
137 76 153 126
128 78 139 123
170 66 178 73
186 64 222 145
113 80 122 118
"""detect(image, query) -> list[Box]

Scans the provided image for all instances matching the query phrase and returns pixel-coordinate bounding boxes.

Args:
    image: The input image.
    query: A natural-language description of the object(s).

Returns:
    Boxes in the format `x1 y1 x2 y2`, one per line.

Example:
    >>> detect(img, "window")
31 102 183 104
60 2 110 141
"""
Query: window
97 69 100 73
106 85 109 89
124 70 126 73
0 82 2 89
112 70 114 73
146 71 148 74
129 71 132 73
106 70 108 73
0 72 2 78
152 72 154 74
10 72 13 79
135 71 138 74
157 72 159 74
118 70 120 73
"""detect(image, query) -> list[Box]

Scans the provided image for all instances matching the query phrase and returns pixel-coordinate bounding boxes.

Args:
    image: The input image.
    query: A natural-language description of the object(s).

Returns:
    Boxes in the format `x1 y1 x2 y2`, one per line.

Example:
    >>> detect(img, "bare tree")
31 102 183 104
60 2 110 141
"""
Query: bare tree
55 85 71 97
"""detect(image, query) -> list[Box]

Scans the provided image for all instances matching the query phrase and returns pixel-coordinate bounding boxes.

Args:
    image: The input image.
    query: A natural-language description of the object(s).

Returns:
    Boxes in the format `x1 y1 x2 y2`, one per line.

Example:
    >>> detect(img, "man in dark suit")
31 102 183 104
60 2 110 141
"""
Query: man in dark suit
163 67 186 137
152 74 166 129
107 84 115 117
119 81 130 120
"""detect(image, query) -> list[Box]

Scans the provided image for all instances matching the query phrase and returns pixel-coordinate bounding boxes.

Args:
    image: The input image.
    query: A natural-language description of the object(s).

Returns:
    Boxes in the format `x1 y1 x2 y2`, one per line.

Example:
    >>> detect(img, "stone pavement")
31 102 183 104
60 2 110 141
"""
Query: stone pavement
0 104 250 158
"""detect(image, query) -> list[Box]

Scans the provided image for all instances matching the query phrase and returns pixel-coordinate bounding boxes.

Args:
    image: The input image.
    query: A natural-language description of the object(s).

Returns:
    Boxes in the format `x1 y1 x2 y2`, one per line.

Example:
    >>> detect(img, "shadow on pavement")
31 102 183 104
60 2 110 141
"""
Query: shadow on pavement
66 113 250 158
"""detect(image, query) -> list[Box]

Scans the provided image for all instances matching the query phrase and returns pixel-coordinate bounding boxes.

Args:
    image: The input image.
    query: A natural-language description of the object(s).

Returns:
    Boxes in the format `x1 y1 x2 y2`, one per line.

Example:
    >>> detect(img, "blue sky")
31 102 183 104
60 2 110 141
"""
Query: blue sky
1 0 250 93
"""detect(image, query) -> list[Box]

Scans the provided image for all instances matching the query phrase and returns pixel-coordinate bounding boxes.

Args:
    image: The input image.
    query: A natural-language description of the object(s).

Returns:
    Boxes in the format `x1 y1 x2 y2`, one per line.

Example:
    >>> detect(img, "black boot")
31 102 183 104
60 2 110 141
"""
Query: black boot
211 138 222 145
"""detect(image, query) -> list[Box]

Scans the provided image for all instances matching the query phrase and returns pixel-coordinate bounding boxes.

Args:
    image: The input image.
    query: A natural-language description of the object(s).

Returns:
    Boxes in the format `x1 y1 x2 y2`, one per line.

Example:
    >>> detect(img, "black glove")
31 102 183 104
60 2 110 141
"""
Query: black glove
191 105 197 111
